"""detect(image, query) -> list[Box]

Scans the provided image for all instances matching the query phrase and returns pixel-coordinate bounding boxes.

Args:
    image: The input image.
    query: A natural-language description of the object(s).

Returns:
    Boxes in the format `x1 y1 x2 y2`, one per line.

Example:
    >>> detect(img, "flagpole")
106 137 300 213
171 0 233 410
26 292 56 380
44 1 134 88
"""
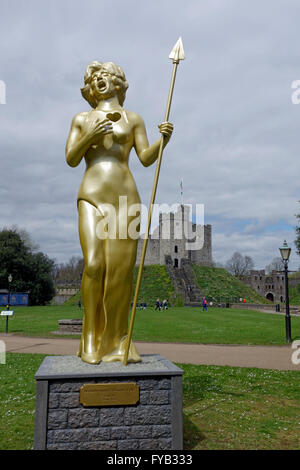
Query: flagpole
180 179 184 206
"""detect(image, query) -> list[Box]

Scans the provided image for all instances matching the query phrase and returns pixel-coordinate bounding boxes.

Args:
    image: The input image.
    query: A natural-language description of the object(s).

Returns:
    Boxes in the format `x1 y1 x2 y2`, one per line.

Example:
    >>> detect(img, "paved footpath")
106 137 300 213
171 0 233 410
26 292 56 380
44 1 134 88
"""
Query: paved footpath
1 334 299 371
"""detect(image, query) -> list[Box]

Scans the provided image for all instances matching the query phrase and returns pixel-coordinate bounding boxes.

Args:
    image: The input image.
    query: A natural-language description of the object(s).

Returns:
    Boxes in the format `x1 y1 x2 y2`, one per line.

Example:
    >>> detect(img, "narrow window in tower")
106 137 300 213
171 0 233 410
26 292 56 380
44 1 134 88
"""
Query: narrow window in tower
175 245 178 253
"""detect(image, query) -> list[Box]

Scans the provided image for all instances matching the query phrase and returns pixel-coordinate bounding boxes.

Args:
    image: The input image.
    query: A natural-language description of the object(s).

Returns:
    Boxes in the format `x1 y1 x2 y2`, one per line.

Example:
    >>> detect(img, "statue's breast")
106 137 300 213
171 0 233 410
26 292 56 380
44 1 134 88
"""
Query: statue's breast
112 124 132 145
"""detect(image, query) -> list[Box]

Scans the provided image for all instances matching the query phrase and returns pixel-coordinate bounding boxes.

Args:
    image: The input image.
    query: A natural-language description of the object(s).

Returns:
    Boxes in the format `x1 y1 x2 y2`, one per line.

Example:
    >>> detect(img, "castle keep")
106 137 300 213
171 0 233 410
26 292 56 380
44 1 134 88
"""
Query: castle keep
136 205 212 268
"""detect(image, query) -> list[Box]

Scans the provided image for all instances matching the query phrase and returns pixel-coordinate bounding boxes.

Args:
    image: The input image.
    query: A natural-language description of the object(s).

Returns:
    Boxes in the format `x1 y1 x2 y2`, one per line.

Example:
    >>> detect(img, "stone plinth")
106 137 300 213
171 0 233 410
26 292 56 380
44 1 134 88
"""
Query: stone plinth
34 354 183 450
58 319 82 334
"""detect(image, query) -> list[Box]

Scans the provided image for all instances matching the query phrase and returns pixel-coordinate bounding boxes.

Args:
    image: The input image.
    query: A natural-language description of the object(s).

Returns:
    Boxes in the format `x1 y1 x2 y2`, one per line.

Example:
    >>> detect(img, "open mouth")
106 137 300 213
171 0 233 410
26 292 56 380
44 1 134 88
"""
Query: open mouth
97 79 107 91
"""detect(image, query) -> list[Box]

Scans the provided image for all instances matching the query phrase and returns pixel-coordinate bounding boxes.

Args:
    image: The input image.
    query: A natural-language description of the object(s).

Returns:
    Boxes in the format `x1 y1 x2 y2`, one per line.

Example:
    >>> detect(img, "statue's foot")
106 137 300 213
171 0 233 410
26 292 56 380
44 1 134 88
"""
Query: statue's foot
102 353 141 363
81 351 101 365
102 337 141 364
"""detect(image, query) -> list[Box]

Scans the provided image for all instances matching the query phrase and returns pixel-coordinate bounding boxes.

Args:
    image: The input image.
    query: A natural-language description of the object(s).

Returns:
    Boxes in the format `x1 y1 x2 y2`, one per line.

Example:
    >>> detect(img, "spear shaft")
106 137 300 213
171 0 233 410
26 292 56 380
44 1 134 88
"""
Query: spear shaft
123 38 185 366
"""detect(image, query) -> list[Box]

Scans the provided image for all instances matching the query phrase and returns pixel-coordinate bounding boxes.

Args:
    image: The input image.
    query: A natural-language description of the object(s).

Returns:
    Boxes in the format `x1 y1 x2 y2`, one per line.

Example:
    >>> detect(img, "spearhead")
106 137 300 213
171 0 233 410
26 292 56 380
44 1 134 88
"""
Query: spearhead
169 37 185 64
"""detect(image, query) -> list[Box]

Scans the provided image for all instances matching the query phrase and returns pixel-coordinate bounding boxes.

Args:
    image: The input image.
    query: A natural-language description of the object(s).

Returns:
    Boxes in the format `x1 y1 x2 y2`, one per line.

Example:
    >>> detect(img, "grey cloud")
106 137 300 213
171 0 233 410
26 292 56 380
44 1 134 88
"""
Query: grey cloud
0 0 299 269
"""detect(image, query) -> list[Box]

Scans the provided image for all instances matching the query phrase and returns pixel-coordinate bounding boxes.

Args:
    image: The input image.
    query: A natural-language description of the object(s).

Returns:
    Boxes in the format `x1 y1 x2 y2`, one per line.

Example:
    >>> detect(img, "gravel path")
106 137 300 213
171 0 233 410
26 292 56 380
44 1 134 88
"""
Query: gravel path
1 334 299 371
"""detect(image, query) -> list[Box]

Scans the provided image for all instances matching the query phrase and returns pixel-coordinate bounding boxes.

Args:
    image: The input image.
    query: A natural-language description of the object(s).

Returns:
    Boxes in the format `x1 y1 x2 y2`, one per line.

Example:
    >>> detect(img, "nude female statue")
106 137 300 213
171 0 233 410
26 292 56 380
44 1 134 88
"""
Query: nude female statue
66 61 173 364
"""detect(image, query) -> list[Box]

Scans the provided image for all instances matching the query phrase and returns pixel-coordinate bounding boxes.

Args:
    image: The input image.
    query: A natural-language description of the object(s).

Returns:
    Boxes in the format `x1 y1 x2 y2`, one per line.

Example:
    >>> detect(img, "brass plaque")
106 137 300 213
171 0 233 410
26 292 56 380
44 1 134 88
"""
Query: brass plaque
80 382 139 407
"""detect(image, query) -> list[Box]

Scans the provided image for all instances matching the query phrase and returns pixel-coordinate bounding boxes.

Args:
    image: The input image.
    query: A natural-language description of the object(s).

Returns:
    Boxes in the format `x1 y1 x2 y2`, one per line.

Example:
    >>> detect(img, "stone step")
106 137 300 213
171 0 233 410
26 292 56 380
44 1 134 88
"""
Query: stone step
166 261 202 303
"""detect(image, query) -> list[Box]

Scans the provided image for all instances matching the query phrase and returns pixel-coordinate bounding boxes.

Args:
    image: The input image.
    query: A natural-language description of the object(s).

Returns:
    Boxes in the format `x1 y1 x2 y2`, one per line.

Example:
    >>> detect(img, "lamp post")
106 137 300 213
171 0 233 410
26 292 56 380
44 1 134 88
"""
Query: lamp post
279 241 292 343
6 274 12 334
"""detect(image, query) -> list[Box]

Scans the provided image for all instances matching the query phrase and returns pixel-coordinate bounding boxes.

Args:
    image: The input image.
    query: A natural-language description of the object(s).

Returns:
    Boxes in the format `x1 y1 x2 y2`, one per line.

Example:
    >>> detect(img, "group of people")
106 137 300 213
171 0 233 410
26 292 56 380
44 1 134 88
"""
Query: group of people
155 299 168 311
130 299 168 311
130 302 147 310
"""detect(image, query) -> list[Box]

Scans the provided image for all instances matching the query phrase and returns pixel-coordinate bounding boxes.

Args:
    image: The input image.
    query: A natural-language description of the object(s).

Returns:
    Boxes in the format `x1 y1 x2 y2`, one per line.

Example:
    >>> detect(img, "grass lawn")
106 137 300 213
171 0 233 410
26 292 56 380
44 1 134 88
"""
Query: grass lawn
0 353 299 450
182 363 300 450
1 305 300 345
0 305 83 338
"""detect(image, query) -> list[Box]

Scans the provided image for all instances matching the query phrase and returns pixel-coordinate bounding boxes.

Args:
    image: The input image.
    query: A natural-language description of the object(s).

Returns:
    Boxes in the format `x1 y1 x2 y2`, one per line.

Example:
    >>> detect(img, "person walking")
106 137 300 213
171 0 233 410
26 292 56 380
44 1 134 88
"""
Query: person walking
155 299 160 311
202 297 208 312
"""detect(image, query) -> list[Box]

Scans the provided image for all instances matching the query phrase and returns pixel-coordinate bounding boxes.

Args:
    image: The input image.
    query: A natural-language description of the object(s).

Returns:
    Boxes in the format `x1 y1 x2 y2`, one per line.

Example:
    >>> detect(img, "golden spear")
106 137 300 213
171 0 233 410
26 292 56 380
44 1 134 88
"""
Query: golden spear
123 37 185 366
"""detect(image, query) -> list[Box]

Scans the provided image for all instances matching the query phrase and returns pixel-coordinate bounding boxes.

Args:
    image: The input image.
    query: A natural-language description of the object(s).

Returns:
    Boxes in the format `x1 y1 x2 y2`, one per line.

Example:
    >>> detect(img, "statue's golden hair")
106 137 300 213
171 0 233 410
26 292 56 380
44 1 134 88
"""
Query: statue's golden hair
81 61 128 108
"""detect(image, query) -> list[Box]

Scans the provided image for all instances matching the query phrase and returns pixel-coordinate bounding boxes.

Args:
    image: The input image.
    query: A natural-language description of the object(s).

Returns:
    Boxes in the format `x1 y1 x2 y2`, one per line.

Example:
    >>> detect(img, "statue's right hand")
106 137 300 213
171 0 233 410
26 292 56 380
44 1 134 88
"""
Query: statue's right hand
86 118 113 145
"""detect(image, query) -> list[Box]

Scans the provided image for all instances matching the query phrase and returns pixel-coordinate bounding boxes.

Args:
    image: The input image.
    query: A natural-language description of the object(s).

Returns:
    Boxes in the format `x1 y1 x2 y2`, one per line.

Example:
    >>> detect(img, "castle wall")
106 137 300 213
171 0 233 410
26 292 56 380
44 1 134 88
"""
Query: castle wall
136 237 160 265
159 209 189 266
244 269 285 302
135 205 212 267
190 225 212 266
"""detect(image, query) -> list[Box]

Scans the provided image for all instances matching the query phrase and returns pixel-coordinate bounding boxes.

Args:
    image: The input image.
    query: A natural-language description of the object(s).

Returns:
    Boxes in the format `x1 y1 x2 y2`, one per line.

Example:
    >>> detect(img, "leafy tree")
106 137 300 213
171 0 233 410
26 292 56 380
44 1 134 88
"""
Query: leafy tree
0 227 55 305
225 252 255 278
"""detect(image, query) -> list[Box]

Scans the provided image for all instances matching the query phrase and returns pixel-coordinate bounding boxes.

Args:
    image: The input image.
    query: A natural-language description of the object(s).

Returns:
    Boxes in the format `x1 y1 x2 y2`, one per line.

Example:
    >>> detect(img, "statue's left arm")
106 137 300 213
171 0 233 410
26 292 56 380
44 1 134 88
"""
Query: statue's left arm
133 114 173 167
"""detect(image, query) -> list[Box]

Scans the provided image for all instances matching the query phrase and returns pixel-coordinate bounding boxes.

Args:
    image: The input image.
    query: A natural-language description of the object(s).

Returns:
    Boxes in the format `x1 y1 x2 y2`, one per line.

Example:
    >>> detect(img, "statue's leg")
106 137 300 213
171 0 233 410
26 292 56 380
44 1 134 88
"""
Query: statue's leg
100 235 141 362
78 200 105 364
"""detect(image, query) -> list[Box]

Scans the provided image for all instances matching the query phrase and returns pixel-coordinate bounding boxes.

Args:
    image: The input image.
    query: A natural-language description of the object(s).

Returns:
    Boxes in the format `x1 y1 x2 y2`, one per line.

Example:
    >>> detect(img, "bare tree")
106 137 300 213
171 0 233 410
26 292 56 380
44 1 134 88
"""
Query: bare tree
226 252 255 278
265 257 284 274
244 255 255 273
54 256 84 285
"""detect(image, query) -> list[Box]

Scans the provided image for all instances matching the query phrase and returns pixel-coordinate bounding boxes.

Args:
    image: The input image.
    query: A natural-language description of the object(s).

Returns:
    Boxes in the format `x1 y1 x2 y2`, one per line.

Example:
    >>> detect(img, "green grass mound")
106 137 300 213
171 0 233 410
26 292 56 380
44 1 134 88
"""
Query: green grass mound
192 265 270 304
290 284 300 305
132 265 175 306
64 265 176 307
63 290 81 306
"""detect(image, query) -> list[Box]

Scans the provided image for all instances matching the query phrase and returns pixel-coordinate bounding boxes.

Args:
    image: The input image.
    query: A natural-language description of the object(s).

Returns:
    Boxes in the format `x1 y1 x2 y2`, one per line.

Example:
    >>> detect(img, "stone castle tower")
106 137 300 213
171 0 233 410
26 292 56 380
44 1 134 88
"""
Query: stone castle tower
136 205 212 268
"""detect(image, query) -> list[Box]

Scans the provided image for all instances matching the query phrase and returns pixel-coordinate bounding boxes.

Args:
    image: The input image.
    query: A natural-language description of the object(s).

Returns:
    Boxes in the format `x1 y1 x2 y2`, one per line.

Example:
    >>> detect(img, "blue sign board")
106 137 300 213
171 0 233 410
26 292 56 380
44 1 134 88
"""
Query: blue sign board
0 293 29 306
0 294 8 305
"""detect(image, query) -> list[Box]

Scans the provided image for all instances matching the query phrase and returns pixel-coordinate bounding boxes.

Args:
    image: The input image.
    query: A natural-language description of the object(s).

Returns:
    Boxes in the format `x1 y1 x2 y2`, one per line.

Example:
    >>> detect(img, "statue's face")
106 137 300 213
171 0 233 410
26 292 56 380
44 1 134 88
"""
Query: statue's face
90 68 118 102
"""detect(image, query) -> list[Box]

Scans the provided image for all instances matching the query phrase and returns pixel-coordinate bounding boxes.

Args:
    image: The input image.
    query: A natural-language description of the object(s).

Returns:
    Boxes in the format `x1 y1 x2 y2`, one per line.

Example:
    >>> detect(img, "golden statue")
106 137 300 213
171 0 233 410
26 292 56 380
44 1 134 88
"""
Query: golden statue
65 61 173 364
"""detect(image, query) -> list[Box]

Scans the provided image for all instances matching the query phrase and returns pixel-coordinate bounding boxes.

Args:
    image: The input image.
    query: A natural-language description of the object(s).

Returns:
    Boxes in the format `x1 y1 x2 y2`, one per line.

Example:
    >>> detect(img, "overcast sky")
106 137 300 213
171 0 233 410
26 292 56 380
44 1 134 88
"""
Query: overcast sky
0 0 300 271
